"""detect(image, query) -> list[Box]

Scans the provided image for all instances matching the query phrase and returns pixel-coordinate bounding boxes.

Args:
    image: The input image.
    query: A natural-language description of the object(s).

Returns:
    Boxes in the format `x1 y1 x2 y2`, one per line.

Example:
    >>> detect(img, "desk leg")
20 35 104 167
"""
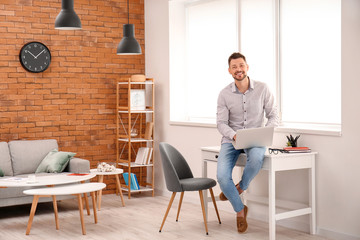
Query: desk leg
26 195 39 235
269 168 276 240
52 195 59 230
77 194 86 235
202 159 209 221
309 158 316 234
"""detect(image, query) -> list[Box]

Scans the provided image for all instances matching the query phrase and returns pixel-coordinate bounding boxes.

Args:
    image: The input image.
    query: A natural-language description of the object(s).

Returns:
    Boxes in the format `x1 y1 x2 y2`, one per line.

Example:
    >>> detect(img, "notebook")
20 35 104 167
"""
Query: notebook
232 126 274 149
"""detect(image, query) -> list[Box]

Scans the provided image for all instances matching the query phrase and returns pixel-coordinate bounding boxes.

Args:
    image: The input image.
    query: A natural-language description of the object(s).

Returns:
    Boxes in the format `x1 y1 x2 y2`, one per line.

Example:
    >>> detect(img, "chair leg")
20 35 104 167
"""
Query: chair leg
209 188 221 224
198 190 209 235
159 192 177 233
176 192 184 222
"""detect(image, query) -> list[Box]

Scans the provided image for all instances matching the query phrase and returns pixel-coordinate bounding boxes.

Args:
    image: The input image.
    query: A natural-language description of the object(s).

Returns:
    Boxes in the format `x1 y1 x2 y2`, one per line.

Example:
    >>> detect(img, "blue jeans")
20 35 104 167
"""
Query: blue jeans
217 143 266 213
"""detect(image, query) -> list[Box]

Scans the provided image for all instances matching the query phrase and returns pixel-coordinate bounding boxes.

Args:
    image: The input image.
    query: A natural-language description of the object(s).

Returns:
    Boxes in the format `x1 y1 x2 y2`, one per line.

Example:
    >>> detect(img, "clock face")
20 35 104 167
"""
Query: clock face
19 42 51 73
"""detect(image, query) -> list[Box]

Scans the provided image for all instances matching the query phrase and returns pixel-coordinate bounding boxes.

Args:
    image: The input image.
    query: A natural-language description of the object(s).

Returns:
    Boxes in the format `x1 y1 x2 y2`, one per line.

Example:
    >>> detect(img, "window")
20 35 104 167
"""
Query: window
169 0 341 132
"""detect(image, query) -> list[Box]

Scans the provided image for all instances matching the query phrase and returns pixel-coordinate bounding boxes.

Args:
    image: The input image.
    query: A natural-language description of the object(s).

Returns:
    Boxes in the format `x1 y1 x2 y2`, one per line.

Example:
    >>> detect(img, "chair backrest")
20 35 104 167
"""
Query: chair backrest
159 142 194 192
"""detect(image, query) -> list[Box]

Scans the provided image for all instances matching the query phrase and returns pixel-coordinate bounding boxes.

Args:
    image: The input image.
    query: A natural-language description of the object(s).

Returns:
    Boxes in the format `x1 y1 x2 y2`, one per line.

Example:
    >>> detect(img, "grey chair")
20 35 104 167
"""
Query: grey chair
159 142 221 235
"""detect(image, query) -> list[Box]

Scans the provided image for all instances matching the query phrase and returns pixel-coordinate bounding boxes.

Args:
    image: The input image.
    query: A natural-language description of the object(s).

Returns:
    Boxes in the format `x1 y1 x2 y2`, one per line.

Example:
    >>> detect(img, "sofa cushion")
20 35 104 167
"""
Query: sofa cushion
36 149 76 173
0 142 13 176
9 139 58 175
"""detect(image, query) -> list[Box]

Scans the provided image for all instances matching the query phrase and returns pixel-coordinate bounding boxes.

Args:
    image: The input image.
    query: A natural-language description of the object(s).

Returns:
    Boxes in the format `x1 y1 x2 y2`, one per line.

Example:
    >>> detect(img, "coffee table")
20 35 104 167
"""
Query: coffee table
0 172 96 187
0 172 97 218
23 182 106 235
90 169 125 210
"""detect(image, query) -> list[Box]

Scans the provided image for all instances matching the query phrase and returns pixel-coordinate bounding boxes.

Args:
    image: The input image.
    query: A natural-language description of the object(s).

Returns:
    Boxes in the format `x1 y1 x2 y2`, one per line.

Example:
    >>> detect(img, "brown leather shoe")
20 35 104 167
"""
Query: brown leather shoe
219 191 228 201
236 205 248 233
219 184 240 201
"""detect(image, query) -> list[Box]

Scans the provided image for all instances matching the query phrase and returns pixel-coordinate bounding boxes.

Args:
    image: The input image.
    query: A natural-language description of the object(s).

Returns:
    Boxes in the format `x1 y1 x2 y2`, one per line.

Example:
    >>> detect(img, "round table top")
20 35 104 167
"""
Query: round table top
0 172 96 188
23 182 106 196
90 168 123 175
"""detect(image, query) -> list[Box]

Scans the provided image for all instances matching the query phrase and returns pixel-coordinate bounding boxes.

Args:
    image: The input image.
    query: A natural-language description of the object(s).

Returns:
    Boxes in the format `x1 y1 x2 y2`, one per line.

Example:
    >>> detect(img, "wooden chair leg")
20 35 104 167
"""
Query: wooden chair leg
199 190 209 235
176 192 184 222
209 188 221 224
159 192 176 233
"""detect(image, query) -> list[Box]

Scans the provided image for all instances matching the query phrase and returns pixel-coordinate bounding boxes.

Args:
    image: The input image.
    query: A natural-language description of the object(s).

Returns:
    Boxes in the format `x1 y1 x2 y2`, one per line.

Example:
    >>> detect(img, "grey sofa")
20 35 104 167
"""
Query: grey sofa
0 139 90 207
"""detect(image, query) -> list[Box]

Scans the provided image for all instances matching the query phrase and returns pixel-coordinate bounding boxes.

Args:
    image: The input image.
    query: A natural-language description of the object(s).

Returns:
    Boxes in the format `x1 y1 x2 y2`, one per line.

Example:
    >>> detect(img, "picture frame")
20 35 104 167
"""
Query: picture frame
130 89 146 110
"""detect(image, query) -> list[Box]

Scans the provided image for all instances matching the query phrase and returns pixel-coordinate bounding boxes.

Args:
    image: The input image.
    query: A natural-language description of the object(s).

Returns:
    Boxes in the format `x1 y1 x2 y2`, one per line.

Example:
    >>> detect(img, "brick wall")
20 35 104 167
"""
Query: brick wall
0 0 145 194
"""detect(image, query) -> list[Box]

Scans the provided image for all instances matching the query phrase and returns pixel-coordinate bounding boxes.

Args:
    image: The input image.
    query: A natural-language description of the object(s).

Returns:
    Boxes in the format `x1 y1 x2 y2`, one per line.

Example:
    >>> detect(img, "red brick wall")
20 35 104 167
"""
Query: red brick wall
0 0 145 193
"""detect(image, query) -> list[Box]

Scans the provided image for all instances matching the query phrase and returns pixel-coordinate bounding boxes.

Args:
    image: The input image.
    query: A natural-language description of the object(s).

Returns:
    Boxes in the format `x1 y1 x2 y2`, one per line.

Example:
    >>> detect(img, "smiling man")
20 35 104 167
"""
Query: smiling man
216 52 279 233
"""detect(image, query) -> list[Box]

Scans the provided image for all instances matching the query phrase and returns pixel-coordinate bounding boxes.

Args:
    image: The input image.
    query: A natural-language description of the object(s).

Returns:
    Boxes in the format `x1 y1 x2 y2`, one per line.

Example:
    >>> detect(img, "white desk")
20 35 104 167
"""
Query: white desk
201 146 317 240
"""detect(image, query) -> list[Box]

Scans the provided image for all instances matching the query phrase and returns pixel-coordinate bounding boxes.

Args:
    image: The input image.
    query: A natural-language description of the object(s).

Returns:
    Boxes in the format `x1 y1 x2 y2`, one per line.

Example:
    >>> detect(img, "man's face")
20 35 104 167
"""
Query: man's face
228 58 249 82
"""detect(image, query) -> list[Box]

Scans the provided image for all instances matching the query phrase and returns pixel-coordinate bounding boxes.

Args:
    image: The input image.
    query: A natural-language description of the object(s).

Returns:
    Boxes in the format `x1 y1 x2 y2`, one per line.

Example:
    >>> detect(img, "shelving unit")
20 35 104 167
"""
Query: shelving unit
116 77 155 199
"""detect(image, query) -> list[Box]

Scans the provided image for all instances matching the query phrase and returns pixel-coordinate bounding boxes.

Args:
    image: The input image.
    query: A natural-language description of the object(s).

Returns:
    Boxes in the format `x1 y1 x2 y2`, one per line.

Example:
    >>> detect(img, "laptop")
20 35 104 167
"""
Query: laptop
232 126 274 149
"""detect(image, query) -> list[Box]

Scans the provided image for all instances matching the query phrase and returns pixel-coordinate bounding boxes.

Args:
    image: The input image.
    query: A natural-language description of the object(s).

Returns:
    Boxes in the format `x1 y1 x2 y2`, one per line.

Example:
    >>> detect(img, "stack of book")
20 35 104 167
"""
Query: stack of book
283 147 311 153
122 172 140 190
134 147 153 165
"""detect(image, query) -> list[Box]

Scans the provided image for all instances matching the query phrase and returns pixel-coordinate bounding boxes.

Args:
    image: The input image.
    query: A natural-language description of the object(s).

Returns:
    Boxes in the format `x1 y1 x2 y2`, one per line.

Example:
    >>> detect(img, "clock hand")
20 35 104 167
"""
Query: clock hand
25 50 36 58
34 49 45 59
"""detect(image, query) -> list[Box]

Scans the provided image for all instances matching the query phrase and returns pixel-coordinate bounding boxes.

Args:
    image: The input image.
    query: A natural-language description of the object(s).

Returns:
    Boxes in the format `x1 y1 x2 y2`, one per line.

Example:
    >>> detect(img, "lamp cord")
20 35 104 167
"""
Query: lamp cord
127 0 129 24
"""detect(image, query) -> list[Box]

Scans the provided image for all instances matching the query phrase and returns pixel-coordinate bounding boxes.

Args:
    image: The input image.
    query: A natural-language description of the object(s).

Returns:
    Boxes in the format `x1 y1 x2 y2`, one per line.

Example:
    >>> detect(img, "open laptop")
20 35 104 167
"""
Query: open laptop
232 126 274 149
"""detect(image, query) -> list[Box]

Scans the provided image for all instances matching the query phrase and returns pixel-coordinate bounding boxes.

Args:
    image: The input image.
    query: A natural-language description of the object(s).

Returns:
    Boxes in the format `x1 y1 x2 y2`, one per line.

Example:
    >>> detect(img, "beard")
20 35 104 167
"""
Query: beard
233 71 247 82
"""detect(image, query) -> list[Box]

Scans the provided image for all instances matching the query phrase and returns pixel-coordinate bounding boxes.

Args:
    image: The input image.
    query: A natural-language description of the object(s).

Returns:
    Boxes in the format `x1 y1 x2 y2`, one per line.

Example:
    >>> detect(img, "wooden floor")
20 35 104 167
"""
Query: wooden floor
0 194 331 240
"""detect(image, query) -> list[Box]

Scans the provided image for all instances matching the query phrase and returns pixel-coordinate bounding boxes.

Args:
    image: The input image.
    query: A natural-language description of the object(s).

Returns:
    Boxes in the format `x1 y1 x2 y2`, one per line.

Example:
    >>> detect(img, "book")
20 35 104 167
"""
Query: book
135 147 147 165
145 147 153 165
131 173 140 190
144 122 154 140
122 172 140 190
283 147 311 153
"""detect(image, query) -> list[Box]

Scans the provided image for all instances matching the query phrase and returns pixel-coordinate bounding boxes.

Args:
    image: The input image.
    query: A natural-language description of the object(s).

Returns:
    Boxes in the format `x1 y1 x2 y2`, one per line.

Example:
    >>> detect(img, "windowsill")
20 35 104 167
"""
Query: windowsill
169 120 342 137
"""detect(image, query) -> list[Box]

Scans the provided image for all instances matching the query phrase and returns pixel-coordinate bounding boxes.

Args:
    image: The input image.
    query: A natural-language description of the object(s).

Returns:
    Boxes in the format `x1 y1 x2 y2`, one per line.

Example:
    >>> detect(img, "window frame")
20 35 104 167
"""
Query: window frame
169 0 342 136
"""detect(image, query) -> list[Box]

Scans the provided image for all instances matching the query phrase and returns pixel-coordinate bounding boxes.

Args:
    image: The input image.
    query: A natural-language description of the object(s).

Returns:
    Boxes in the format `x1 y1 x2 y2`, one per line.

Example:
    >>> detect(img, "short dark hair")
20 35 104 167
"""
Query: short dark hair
228 52 247 66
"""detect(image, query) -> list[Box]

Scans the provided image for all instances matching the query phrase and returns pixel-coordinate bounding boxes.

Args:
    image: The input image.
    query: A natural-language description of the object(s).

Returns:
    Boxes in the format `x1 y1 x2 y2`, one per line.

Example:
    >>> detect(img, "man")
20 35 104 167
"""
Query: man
216 52 279 233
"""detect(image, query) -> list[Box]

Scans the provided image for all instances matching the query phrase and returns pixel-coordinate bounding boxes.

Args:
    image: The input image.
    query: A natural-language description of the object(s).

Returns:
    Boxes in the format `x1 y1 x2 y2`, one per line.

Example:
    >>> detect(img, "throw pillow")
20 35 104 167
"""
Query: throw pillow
0 168 4 177
35 149 76 173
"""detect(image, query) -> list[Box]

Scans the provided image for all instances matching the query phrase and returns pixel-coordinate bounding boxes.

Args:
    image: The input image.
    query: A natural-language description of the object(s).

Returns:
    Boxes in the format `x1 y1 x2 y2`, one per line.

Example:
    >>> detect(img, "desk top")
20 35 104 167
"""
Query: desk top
201 146 317 158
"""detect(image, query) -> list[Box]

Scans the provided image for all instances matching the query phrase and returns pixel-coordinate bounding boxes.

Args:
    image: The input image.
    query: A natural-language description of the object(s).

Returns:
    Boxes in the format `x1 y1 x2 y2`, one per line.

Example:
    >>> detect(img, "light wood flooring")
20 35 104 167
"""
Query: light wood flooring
0 193 331 240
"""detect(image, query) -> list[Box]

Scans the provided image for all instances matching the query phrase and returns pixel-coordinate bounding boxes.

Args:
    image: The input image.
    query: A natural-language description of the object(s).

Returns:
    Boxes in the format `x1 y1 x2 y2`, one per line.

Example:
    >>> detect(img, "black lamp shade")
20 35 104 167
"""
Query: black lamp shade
117 24 142 55
55 0 81 30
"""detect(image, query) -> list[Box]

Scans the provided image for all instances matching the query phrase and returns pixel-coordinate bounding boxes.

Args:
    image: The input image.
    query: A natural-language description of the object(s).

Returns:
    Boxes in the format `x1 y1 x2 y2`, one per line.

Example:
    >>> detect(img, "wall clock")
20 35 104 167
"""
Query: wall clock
19 42 51 73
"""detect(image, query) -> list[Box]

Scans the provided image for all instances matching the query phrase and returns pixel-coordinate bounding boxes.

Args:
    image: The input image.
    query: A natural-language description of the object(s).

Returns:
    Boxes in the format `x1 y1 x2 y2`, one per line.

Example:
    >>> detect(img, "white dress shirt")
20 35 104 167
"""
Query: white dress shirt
217 78 279 144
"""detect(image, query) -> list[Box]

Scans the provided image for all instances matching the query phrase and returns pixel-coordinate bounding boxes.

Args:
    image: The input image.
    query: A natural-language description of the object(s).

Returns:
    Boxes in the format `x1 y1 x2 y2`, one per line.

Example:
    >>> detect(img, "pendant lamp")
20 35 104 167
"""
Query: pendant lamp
55 0 82 30
117 0 142 55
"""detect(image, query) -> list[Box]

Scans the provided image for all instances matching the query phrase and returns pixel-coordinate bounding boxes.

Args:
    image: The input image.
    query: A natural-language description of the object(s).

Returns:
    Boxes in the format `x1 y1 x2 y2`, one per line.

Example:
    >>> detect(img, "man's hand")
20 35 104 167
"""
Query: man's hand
233 134 236 141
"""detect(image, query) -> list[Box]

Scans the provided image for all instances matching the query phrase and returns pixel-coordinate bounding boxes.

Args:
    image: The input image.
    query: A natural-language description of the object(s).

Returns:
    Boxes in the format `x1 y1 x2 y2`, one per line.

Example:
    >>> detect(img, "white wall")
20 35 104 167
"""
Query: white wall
145 0 360 239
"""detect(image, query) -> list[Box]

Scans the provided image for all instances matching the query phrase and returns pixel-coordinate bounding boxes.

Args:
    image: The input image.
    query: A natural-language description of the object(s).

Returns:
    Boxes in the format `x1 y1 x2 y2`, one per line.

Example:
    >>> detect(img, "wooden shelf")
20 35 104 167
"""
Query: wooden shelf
117 138 154 143
116 77 155 199
120 186 154 193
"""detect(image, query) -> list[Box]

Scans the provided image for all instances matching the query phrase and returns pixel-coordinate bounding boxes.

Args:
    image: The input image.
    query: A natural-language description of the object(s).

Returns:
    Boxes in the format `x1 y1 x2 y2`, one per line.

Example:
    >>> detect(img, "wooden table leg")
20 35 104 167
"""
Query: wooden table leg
80 180 90 215
91 192 98 224
77 194 86 235
115 174 125 207
98 175 104 210
26 195 39 235
52 195 59 230
83 193 90 215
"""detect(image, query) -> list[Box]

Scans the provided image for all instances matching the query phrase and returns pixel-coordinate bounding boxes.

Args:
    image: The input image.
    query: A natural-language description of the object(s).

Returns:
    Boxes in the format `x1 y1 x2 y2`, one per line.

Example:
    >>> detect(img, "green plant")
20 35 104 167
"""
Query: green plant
286 134 300 147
